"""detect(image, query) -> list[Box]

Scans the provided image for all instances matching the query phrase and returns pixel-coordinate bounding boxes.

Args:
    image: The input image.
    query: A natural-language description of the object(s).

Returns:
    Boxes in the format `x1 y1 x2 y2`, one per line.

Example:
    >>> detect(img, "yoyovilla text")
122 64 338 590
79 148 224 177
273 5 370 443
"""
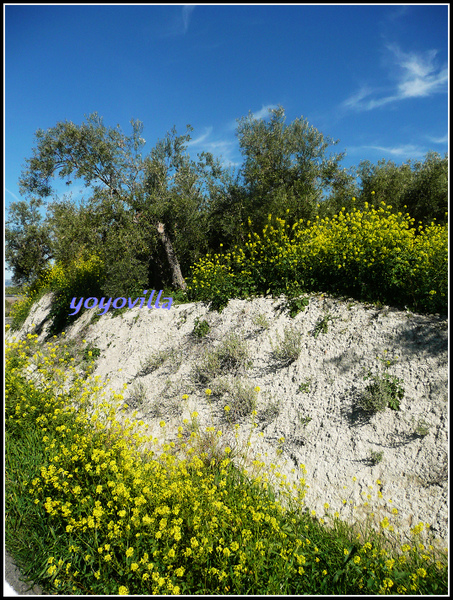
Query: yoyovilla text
69 290 173 316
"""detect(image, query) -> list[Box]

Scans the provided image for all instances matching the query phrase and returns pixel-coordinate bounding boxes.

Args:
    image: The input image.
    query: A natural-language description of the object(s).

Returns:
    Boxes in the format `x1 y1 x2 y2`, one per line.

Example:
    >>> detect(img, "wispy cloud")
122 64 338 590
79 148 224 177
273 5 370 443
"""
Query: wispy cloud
5 188 21 203
182 5 196 34
186 126 213 147
186 126 239 167
426 134 448 145
350 143 427 160
342 44 447 112
251 104 279 120
159 5 196 38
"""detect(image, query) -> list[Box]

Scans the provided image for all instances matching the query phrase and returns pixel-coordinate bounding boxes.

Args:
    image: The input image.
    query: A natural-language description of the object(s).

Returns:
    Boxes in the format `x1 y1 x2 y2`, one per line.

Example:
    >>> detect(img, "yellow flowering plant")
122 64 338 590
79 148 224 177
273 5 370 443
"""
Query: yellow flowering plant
187 203 447 315
5 331 448 595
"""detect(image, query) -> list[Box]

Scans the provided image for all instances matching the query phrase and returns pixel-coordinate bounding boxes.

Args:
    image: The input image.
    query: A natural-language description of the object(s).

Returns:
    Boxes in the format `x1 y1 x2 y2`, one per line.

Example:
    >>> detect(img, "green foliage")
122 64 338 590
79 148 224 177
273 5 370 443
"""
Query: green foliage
355 152 448 227
192 317 210 339
234 106 353 232
46 254 105 335
313 313 332 338
5 197 53 286
14 112 232 296
298 380 311 394
188 202 447 315
414 419 430 437
369 450 384 465
140 349 170 375
298 413 312 427
82 345 101 361
9 292 39 331
127 381 148 408
193 333 252 385
5 334 448 595
252 312 270 330
270 325 303 366
8 107 448 315
214 378 259 421
361 372 405 414
5 285 25 295
287 295 309 318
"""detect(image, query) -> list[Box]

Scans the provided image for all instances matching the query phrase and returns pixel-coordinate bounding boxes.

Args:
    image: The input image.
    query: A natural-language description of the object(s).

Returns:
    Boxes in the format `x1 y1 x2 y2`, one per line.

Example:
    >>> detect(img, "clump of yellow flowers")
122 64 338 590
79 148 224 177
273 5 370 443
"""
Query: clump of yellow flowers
188 201 447 314
9 252 105 333
5 313 448 594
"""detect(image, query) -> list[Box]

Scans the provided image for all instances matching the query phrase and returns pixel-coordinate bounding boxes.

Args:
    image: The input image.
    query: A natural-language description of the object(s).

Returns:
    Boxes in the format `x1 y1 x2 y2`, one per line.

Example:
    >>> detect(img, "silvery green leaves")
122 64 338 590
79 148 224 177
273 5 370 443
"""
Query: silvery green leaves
360 371 404 413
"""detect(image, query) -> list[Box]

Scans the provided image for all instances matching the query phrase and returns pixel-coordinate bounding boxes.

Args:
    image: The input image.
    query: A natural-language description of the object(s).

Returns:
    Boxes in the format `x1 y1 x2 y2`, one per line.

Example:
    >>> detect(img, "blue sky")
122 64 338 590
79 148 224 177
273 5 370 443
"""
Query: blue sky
4 4 449 280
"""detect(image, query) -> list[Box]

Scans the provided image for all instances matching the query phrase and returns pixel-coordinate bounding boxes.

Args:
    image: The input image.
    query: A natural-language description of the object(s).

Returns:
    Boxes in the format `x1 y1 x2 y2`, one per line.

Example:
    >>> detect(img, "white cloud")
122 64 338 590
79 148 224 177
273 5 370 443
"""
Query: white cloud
182 5 196 34
186 126 239 166
389 45 448 99
159 5 196 38
251 104 279 120
426 134 448 144
186 127 213 147
342 44 447 112
5 188 21 203
355 144 427 160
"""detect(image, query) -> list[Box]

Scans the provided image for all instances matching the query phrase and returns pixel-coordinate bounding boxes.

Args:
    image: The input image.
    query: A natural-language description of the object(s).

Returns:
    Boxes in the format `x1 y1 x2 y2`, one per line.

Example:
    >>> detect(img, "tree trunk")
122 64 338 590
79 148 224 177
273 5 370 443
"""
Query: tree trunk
156 222 187 291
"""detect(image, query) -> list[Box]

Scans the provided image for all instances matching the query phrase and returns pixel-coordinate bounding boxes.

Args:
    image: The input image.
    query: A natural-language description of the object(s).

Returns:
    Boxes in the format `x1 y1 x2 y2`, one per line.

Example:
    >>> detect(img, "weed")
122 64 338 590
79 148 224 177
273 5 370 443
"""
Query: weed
252 312 270 330
414 419 430 437
369 449 384 465
259 399 280 423
298 413 312 427
287 295 310 318
214 378 259 422
82 345 101 361
360 352 404 413
216 333 252 373
193 350 221 384
192 317 210 339
270 325 302 365
298 380 311 394
312 313 332 338
140 349 169 375
128 381 147 408
193 333 252 385
360 374 404 413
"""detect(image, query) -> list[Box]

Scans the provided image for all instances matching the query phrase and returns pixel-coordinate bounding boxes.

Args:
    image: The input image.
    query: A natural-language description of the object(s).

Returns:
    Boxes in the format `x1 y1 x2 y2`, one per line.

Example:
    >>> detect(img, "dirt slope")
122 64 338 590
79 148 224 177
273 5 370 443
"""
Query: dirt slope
8 292 448 546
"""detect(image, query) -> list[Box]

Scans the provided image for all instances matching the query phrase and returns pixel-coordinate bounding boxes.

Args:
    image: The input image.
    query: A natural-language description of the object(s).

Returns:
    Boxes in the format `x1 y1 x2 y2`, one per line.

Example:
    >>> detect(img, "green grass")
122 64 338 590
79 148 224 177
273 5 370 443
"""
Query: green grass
5 330 448 595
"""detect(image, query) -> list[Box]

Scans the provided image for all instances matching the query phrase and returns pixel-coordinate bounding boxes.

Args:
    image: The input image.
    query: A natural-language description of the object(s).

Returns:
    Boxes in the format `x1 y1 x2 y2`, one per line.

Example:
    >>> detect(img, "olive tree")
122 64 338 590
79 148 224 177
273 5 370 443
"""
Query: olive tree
354 152 448 226
5 197 53 285
234 106 354 230
15 113 229 293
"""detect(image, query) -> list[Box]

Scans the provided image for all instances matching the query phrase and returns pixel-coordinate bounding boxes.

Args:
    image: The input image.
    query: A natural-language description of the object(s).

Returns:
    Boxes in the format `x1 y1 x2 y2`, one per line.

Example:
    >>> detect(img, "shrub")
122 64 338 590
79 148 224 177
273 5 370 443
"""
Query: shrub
187 202 447 315
213 378 259 421
270 325 303 366
10 253 106 335
369 449 384 465
193 333 252 385
360 373 404 413
140 349 170 375
192 317 210 339
45 254 105 334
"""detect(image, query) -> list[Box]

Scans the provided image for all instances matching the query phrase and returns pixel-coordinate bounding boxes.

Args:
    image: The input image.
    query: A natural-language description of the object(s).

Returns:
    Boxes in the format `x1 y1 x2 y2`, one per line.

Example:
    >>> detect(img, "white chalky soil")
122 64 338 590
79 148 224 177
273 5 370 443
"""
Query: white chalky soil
10 292 448 548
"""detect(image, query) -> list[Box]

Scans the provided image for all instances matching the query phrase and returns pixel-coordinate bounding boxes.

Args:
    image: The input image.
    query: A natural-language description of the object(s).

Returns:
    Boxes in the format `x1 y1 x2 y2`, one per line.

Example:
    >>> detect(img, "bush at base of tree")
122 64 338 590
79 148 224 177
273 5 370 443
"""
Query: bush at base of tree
187 202 447 315
10 253 106 335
